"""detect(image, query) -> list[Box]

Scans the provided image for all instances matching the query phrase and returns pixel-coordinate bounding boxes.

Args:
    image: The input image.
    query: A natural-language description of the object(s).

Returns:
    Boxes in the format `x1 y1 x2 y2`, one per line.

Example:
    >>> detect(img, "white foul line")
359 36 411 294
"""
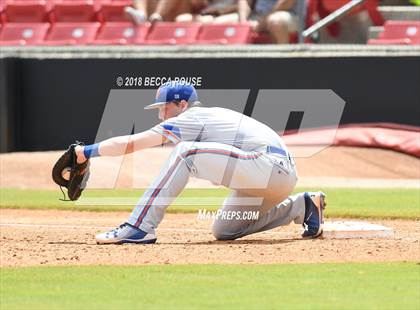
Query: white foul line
0 223 208 233
0 222 288 235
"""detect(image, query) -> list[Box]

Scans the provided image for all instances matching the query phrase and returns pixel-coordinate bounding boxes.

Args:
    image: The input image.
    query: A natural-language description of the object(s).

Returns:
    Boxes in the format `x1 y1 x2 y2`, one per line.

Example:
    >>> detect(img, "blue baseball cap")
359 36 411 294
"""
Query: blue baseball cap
144 81 198 110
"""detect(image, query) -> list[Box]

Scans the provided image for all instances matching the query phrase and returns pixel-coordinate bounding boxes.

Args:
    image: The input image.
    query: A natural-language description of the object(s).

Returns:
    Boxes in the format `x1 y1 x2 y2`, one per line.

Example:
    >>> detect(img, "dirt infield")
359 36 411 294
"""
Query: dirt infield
1 146 419 190
1 209 419 267
1 147 419 267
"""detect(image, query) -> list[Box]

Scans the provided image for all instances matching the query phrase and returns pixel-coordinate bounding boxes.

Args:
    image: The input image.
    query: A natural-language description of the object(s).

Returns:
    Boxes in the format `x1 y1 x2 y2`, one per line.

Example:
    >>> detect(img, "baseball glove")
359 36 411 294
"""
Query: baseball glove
52 142 90 201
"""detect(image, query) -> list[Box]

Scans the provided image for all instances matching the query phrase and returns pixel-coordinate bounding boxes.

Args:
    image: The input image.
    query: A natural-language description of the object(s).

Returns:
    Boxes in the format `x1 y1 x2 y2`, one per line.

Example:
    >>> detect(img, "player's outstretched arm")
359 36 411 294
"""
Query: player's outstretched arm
75 130 167 163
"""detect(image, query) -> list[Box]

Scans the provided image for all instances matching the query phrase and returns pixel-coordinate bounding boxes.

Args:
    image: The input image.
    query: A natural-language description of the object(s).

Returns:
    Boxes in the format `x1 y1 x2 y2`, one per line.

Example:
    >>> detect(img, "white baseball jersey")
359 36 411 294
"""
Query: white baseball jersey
151 107 288 153
127 106 306 241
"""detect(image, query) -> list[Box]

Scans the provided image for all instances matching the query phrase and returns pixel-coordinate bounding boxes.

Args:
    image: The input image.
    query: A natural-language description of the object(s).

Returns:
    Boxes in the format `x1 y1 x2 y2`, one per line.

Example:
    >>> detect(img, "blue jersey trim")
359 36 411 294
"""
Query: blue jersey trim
162 124 182 139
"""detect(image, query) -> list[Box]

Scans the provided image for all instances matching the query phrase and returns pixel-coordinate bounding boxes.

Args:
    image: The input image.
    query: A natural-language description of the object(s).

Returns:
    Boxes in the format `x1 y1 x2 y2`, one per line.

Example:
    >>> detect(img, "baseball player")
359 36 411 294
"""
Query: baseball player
71 81 325 244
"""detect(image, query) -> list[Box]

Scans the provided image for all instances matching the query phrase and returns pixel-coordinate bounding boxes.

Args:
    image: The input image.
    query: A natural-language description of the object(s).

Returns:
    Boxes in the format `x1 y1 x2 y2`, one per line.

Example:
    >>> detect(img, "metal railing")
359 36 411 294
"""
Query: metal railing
300 0 366 43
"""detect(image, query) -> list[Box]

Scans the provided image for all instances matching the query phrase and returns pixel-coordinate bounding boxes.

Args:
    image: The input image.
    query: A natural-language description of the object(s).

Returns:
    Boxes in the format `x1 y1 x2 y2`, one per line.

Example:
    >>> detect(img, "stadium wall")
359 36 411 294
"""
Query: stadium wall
1 46 419 152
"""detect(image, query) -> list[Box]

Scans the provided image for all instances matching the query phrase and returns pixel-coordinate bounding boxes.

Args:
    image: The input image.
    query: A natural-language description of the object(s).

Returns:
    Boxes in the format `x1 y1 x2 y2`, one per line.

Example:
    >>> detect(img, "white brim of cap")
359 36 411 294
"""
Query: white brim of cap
144 102 166 110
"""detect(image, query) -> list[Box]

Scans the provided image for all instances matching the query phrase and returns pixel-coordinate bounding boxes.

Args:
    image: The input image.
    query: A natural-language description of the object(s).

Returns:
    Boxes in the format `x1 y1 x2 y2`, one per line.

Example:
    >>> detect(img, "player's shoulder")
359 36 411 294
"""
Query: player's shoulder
186 106 204 113
183 106 241 119
167 107 205 123
176 107 196 118
182 106 208 117
188 106 236 114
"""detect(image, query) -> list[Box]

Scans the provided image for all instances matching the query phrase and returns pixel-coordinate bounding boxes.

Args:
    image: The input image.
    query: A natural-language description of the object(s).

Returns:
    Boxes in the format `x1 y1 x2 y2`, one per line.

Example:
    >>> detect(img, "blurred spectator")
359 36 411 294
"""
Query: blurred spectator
186 0 305 43
176 0 237 23
125 0 152 24
238 0 305 44
125 0 202 24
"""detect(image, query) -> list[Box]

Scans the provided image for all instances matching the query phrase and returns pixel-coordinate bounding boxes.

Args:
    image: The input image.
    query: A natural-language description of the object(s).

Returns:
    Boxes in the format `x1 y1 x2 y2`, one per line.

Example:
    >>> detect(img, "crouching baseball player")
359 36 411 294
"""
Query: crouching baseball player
52 81 325 244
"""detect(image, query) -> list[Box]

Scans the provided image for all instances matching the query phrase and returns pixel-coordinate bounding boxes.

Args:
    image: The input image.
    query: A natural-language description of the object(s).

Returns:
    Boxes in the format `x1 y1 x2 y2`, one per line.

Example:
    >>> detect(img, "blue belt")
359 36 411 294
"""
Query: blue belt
266 145 287 157
266 145 293 163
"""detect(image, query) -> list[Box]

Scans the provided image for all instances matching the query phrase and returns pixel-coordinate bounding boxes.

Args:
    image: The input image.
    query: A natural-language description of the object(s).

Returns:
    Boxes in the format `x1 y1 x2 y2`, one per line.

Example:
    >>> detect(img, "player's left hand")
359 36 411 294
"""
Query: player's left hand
52 141 90 201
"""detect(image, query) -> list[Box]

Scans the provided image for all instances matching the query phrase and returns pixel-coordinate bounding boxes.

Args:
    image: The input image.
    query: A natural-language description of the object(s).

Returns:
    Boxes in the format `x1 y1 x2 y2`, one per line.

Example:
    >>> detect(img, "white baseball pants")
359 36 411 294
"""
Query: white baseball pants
127 141 307 240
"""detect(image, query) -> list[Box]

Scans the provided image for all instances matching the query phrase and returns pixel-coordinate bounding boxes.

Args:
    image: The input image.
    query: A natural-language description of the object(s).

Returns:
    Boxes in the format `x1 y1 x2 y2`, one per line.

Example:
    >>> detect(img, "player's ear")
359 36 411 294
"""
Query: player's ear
181 100 189 111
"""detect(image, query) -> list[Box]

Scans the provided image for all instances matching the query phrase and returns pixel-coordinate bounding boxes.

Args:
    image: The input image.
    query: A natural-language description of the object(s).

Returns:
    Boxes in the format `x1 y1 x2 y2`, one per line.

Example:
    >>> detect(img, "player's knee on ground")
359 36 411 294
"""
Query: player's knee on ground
212 220 240 241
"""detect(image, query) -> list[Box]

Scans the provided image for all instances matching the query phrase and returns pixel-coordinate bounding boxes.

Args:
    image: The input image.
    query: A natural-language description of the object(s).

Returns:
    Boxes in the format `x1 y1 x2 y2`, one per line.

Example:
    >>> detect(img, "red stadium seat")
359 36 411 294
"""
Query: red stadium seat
145 22 201 45
0 22 49 45
368 38 413 45
99 2 131 22
3 1 49 22
51 0 113 10
93 22 149 45
111 0 132 4
0 5 4 24
368 21 420 45
94 0 114 9
42 22 100 45
20 0 54 10
50 1 97 22
196 23 252 44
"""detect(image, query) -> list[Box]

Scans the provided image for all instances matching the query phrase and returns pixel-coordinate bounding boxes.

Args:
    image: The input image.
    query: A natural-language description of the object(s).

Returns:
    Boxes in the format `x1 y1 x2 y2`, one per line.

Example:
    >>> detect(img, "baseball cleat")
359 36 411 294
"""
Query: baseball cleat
95 223 157 244
302 192 326 239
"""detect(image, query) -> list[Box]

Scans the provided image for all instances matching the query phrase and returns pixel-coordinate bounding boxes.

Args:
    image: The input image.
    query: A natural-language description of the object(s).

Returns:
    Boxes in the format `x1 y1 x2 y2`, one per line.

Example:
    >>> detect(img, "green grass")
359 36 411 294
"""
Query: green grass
1 263 419 310
0 188 419 219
